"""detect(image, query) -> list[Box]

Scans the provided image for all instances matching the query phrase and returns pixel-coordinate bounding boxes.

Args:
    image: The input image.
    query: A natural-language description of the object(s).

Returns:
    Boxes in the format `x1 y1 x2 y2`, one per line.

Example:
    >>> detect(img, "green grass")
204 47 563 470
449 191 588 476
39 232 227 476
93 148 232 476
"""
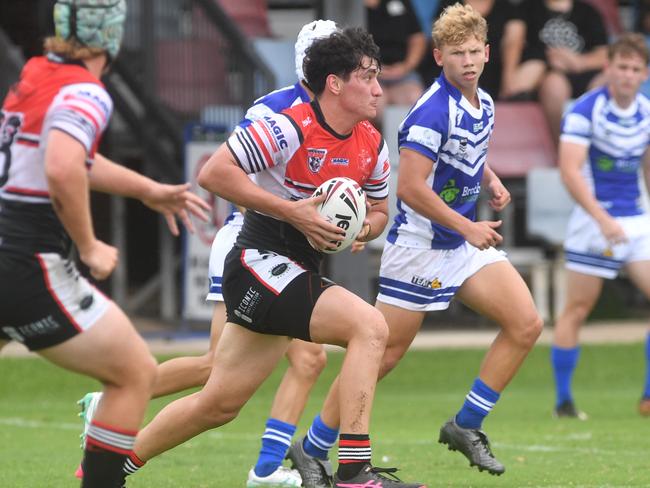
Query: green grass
1 342 649 487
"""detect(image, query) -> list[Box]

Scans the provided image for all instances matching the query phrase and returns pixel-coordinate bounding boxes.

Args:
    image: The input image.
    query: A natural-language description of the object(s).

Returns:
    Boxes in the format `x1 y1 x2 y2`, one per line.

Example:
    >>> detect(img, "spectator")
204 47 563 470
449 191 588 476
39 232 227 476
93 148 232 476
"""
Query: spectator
506 0 609 145
365 0 426 121
429 0 526 100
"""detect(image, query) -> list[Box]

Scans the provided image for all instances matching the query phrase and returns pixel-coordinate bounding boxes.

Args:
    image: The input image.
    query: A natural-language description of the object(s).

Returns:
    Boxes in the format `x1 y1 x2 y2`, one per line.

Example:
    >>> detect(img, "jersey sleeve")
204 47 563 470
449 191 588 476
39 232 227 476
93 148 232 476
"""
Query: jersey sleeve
363 138 390 200
560 95 594 146
46 82 112 158
398 99 447 162
227 112 301 174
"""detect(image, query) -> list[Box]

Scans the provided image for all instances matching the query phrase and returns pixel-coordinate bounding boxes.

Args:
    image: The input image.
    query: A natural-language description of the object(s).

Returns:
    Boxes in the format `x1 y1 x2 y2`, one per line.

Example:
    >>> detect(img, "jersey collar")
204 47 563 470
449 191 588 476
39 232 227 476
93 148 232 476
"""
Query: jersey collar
310 99 352 140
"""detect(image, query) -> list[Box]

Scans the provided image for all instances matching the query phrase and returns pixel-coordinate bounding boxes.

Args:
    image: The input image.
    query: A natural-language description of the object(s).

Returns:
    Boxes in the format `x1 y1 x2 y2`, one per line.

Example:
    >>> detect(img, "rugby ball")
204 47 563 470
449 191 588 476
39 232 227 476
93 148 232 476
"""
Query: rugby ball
310 177 367 254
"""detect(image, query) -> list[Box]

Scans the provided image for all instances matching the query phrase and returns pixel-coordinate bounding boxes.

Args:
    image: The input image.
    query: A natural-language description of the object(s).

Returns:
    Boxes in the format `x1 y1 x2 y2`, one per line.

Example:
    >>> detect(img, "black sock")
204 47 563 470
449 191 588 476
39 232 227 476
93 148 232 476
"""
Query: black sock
81 446 128 488
336 433 371 480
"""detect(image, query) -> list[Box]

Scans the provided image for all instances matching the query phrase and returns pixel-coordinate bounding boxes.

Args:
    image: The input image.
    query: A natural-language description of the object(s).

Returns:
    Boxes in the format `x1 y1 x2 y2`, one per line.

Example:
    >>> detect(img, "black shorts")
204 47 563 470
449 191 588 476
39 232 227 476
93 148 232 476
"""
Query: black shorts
0 251 110 351
222 247 336 341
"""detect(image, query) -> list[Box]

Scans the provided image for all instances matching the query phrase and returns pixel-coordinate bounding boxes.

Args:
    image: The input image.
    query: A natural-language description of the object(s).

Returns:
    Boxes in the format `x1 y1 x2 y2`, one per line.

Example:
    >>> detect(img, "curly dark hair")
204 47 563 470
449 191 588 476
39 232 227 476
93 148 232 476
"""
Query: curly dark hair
303 26 381 96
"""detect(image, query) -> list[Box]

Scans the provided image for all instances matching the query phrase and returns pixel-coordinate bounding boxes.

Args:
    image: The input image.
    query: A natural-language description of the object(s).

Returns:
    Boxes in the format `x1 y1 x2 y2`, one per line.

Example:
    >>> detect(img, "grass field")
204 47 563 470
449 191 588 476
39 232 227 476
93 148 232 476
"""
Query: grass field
1 342 649 487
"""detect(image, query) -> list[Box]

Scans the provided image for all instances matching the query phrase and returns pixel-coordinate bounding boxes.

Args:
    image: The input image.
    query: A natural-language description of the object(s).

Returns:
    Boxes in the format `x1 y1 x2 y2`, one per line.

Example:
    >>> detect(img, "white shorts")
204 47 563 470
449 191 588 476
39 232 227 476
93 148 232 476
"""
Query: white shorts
564 208 650 279
206 213 244 302
376 241 507 311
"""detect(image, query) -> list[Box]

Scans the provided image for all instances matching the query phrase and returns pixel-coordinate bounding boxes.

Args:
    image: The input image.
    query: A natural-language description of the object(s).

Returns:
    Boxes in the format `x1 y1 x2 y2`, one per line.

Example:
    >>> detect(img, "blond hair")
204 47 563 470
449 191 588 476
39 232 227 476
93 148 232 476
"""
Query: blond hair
608 32 650 65
432 3 487 49
43 36 105 60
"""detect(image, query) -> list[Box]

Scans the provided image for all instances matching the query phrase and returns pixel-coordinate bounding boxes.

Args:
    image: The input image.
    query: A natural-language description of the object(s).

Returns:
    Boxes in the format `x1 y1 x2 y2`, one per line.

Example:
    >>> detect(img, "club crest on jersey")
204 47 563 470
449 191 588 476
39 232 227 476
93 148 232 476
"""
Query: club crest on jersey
307 148 327 173
358 148 372 172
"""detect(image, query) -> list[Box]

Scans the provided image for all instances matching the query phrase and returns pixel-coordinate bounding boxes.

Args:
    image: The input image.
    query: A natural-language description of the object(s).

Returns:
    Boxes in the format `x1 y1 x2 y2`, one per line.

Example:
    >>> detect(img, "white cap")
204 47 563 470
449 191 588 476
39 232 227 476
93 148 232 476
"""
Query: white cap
294 19 338 82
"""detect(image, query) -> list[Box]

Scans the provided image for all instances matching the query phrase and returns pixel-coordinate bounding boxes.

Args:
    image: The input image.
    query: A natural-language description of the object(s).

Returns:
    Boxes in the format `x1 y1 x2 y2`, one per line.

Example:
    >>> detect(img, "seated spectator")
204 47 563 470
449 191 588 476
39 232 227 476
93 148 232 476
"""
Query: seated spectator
505 0 609 146
428 0 526 100
365 0 426 121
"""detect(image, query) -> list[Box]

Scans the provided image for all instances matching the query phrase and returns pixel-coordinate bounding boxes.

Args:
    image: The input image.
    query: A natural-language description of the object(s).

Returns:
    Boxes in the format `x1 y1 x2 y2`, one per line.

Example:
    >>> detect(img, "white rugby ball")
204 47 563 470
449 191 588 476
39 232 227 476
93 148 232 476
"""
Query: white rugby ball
310 177 367 254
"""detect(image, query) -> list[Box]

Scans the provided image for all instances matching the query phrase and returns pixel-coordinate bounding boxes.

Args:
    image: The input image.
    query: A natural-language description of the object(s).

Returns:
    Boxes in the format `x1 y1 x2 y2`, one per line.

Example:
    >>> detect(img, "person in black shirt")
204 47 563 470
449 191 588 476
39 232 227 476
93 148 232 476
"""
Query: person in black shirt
365 0 427 121
429 0 526 100
506 0 608 144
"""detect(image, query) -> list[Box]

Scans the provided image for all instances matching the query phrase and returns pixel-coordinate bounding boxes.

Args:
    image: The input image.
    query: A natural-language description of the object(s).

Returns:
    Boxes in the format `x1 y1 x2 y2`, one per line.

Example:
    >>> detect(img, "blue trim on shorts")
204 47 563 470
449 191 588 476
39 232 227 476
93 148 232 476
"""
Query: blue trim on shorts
209 276 222 294
378 277 459 304
565 250 623 270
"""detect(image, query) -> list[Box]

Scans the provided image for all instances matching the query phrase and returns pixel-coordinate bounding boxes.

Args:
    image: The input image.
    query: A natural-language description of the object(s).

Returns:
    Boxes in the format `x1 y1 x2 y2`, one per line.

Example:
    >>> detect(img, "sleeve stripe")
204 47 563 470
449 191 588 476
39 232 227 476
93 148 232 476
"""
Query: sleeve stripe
59 104 101 132
62 97 107 126
249 125 275 168
235 131 259 172
259 121 279 151
226 140 246 170
242 129 267 172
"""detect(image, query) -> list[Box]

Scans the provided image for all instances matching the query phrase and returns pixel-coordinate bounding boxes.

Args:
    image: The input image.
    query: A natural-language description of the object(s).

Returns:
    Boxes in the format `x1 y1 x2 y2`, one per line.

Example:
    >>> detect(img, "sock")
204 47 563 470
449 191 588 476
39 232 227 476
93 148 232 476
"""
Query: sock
455 377 500 430
303 414 339 460
643 333 650 398
551 345 580 407
81 420 136 488
254 418 296 477
336 433 371 480
123 451 146 477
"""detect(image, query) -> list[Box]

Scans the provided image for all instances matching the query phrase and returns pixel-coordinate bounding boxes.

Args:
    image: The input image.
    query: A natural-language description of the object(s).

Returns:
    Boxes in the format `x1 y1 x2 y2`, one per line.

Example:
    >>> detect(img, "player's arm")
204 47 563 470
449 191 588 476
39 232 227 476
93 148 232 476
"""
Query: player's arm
88 153 210 235
197 143 343 250
397 148 502 249
356 197 388 243
481 163 511 211
558 140 626 243
45 129 117 279
641 146 650 196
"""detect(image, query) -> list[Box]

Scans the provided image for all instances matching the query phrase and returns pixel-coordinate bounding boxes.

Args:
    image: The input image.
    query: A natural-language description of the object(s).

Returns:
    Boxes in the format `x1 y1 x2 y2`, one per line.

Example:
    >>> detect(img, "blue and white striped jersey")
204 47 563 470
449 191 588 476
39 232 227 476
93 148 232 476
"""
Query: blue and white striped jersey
387 74 494 249
561 86 650 217
237 82 310 130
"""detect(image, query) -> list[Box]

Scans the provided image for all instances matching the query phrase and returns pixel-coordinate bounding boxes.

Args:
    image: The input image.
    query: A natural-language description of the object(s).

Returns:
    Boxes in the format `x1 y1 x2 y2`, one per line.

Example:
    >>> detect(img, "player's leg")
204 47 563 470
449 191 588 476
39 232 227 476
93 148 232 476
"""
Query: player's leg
41 302 157 488
253 340 327 485
291 303 424 487
439 260 542 475
538 71 572 145
130 323 291 466
623 260 650 415
551 270 602 417
151 302 224 398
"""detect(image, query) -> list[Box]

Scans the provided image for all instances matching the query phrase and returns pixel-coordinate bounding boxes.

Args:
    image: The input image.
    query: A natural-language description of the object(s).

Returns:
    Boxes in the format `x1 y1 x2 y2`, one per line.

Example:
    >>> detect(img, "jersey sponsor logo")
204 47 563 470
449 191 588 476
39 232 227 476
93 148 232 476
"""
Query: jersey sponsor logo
235 286 262 323
473 121 484 132
263 116 289 149
69 90 111 116
596 156 614 172
597 156 638 173
461 182 481 198
302 115 312 127
331 157 349 166
2 315 62 343
411 275 442 289
271 263 288 276
440 179 460 205
307 147 327 173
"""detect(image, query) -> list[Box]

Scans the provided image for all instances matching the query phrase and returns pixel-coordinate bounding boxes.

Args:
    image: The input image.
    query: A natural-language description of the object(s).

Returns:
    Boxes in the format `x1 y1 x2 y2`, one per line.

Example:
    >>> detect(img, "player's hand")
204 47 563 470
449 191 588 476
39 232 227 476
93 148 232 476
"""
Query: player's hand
142 182 211 236
463 220 503 250
486 179 511 211
598 216 627 244
79 239 118 280
286 192 345 251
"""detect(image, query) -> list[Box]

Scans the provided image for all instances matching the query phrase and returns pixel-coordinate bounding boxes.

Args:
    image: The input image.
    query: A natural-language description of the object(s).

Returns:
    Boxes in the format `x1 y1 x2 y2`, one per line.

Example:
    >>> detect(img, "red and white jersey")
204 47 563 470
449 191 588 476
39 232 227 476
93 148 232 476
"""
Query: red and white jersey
0 54 112 255
227 101 390 203
0 54 111 204
226 100 390 270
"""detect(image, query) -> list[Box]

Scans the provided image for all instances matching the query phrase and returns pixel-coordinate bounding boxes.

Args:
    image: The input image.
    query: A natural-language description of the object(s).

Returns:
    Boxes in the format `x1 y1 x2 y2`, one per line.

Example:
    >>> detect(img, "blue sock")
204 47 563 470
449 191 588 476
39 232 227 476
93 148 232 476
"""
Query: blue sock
643 334 650 398
551 345 580 407
455 378 500 429
303 414 339 460
254 418 296 477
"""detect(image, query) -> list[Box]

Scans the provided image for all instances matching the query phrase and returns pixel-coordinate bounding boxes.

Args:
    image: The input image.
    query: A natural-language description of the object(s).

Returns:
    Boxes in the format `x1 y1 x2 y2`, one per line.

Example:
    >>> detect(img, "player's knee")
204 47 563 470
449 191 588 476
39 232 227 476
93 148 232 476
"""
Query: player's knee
291 346 327 381
515 313 543 349
564 301 592 325
354 307 388 350
195 395 242 428
126 353 158 394
379 344 407 379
